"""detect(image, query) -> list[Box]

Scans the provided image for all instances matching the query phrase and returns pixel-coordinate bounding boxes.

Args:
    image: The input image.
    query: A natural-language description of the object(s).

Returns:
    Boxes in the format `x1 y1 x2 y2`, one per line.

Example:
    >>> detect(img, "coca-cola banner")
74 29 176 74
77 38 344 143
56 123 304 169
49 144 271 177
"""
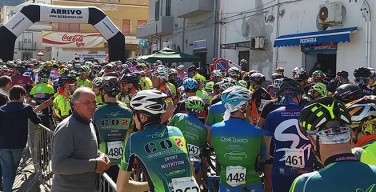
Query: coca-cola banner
42 32 105 48
40 5 89 23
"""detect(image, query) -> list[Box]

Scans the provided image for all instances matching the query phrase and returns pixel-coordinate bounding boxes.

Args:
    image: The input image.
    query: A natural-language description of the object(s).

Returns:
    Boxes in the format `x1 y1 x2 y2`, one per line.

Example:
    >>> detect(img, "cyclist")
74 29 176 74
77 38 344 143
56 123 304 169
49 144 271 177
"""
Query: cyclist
139 69 153 90
52 75 77 125
11 65 33 92
76 65 92 88
210 86 265 192
93 76 133 181
228 67 241 81
28 68 55 127
327 70 350 93
169 96 208 188
290 97 376 192
354 67 375 95
293 69 310 94
91 77 103 107
151 65 174 124
248 72 271 124
311 70 326 84
346 98 376 165
117 90 197 192
118 73 140 107
263 79 314 192
188 65 206 82
175 78 199 113
167 68 178 105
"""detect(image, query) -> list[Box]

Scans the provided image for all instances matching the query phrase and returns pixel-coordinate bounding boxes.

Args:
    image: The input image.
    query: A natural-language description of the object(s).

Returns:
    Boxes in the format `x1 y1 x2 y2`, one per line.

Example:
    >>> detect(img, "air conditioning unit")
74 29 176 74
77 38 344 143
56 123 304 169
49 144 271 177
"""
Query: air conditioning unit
250 36 265 49
318 2 344 26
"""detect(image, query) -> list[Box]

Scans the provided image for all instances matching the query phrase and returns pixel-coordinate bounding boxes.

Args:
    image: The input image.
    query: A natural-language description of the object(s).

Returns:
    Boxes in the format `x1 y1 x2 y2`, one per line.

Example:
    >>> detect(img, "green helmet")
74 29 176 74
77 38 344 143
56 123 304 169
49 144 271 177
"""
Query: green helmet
205 81 214 91
236 80 248 88
310 82 328 98
185 96 204 114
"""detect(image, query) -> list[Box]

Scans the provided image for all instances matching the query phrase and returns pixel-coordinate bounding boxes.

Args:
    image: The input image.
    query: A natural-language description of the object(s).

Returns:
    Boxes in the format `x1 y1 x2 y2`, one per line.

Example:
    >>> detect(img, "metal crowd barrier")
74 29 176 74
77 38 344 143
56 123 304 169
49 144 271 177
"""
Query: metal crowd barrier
27 120 117 192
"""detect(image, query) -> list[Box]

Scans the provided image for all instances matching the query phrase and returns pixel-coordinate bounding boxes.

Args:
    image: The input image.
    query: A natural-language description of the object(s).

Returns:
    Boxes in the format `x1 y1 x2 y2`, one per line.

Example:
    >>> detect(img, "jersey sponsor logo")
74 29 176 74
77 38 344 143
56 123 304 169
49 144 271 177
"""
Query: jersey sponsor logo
356 184 375 192
144 139 185 159
221 137 248 143
224 151 248 161
105 111 124 118
274 119 312 166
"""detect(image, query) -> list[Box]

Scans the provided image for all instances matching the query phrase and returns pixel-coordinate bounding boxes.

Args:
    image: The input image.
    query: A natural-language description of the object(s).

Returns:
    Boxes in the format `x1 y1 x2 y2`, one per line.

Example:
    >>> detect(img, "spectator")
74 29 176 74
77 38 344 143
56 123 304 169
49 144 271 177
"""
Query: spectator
0 76 13 98
51 87 111 192
0 85 41 192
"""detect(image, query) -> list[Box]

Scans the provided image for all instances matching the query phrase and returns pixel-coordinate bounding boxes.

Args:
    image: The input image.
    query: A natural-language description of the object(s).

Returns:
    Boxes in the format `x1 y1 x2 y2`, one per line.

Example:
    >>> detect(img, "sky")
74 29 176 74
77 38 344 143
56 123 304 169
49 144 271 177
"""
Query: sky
0 0 24 10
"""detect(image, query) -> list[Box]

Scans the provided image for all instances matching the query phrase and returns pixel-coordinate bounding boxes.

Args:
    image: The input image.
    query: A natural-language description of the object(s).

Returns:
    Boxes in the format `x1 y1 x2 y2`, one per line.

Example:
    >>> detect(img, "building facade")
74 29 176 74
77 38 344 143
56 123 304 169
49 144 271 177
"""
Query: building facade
51 0 148 62
220 0 376 79
137 0 216 68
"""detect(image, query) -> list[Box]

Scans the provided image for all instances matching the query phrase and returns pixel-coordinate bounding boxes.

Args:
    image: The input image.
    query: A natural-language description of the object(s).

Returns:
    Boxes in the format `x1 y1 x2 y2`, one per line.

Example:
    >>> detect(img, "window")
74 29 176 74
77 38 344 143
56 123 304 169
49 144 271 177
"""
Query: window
122 19 131 35
137 20 147 26
58 23 80 32
166 0 171 16
155 0 160 21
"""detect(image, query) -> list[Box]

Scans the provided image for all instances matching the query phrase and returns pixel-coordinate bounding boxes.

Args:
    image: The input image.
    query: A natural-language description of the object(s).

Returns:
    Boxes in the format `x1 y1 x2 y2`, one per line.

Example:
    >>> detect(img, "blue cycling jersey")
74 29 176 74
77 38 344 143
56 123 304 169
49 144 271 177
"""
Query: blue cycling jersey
206 101 225 127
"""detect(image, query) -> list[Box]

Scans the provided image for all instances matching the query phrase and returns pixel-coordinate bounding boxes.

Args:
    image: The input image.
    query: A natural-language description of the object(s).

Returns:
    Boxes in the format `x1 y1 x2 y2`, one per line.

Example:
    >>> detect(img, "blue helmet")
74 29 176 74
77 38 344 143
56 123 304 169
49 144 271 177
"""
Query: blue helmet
221 86 251 109
183 78 198 92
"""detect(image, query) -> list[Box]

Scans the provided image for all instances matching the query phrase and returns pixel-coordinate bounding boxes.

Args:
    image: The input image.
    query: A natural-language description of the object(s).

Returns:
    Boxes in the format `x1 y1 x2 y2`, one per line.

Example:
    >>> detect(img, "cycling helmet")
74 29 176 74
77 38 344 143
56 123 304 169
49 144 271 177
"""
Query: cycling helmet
228 67 241 77
185 96 205 114
312 70 326 80
299 97 351 135
58 76 76 87
294 70 309 81
276 67 284 73
271 73 283 80
221 86 251 120
153 66 169 80
92 77 103 88
122 73 139 84
130 90 167 115
169 68 178 76
81 65 90 73
272 78 284 89
205 82 214 92
292 67 302 75
39 68 50 79
188 65 197 73
354 67 372 78
177 65 184 70
347 102 376 136
101 76 121 96
337 70 349 78
183 78 199 92
309 82 328 98
249 73 266 84
211 70 223 78
219 77 236 91
333 84 363 103
236 80 248 88
276 78 304 97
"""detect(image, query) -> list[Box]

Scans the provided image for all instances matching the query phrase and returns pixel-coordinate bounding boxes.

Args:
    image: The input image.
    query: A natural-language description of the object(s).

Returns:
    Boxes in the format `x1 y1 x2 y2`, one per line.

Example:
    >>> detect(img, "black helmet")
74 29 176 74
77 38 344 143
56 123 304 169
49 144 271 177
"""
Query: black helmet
276 78 304 97
249 72 266 84
39 68 50 78
294 70 309 81
121 73 139 84
333 84 363 103
271 73 284 80
102 76 120 96
58 76 76 87
354 67 371 78
337 70 349 78
299 97 351 135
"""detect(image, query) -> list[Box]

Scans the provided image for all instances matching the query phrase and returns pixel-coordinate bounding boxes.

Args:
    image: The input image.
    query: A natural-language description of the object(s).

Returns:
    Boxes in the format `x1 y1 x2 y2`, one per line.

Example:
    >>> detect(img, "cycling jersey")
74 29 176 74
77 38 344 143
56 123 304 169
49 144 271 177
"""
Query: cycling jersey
193 73 206 83
119 124 194 192
117 88 138 107
249 87 271 124
52 94 71 120
210 118 265 189
159 84 173 104
196 89 210 104
93 102 133 165
360 142 376 166
12 74 33 90
169 113 207 169
139 76 153 90
95 94 103 107
205 101 225 127
290 153 376 192
263 104 314 192
76 78 92 88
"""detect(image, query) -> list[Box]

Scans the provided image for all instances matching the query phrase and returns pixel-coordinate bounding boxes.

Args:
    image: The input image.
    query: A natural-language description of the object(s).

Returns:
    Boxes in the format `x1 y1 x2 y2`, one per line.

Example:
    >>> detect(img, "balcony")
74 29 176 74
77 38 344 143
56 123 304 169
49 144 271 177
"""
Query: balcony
18 41 36 50
176 0 214 18
136 16 173 39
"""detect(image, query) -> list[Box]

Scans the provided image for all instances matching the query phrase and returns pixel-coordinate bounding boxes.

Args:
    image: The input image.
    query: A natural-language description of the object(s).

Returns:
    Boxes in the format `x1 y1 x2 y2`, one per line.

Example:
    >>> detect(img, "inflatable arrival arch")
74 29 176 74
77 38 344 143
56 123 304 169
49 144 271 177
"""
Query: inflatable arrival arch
0 4 125 62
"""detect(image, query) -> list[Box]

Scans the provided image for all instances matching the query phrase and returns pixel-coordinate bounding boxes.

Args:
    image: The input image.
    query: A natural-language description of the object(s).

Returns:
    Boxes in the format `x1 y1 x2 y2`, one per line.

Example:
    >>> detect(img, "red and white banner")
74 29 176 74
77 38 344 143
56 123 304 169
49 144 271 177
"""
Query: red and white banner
42 31 105 48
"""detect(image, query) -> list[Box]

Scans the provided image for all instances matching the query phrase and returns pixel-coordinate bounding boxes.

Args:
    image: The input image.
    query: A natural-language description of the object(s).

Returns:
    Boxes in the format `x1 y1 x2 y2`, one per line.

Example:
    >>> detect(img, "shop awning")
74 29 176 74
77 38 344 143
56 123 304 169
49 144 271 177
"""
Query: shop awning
274 27 357 47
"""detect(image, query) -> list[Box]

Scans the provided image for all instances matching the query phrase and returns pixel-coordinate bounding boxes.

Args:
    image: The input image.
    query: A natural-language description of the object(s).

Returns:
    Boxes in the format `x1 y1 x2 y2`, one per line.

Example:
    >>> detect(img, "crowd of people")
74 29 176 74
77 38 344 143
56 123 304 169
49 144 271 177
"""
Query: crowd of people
0 57 375 192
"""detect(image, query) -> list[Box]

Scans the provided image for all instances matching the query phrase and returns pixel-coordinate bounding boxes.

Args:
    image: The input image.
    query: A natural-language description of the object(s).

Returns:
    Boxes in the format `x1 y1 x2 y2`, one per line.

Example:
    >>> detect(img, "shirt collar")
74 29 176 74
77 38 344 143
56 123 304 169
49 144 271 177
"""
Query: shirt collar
72 111 91 125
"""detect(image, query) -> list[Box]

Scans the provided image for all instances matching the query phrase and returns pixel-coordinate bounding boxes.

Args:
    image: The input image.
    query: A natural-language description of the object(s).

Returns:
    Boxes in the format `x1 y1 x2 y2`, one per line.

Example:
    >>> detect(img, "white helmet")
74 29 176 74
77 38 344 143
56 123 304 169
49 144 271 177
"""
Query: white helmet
130 90 167 115
347 103 376 122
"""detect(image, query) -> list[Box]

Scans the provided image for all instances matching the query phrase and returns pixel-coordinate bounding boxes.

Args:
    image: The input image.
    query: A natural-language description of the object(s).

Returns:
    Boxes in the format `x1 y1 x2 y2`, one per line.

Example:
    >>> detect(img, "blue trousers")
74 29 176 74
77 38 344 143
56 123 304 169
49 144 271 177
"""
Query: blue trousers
0 149 24 192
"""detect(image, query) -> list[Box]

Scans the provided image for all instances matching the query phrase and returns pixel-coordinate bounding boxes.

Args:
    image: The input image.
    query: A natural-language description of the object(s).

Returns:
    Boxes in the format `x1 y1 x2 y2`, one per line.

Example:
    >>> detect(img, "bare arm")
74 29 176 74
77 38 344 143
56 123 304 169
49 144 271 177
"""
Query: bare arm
264 136 273 192
161 101 174 124
34 97 53 112
117 170 149 192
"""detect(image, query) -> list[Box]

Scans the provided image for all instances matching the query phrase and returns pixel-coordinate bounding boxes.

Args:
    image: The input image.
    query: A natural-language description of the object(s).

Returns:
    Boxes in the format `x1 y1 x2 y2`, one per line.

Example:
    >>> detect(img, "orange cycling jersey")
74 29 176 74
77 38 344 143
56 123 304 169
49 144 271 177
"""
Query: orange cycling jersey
159 84 173 103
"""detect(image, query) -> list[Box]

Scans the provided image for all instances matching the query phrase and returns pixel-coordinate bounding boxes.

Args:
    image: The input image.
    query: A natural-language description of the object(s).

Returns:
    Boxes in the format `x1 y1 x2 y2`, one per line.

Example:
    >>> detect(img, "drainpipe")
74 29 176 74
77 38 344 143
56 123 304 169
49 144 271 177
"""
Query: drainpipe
182 18 186 52
274 0 280 69
366 19 371 68
214 0 220 58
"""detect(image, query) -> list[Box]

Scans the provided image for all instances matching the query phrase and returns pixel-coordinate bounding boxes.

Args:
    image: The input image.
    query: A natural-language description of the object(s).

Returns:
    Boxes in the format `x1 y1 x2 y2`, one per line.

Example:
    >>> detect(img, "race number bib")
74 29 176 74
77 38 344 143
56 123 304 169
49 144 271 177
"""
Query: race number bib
285 149 305 168
172 177 200 192
226 166 246 187
187 144 201 157
107 141 123 159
